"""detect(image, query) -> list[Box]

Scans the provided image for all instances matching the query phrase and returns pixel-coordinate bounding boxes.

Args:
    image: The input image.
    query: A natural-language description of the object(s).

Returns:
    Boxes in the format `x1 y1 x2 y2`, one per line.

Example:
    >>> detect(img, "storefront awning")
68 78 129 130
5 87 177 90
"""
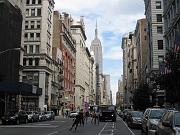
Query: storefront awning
0 81 42 96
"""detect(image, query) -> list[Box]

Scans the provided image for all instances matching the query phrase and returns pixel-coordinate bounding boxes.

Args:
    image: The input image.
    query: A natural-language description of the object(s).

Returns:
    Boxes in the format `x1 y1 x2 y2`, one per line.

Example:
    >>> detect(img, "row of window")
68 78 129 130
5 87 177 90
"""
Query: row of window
24 32 40 41
26 0 41 5
26 8 41 17
23 58 40 66
25 20 41 29
24 45 40 54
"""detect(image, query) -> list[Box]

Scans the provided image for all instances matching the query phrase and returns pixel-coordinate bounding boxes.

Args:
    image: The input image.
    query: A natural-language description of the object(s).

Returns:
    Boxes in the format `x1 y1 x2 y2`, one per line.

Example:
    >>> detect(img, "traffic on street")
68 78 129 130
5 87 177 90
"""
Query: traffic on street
0 116 141 135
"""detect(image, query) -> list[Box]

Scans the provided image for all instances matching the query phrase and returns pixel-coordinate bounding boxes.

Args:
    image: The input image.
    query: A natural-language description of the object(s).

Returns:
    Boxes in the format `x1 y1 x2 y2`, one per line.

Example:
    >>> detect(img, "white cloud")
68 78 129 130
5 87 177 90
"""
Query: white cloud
104 46 123 60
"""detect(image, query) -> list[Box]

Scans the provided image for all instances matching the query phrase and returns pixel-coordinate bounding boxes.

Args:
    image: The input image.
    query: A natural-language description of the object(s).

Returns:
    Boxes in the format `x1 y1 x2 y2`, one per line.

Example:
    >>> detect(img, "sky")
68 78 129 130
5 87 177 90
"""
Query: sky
54 0 145 104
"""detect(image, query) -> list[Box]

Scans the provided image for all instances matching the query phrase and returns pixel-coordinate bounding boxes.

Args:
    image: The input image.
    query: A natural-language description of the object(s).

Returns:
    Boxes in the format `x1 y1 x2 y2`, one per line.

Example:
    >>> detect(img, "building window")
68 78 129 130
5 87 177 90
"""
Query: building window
35 45 39 53
24 33 28 40
29 45 33 53
32 0 35 4
38 0 41 4
31 9 35 16
157 26 163 34
29 58 33 66
37 21 41 28
25 21 28 29
26 0 30 5
35 58 39 66
36 33 40 41
24 46 27 54
31 21 35 29
25 9 29 16
156 14 162 22
37 9 41 16
30 33 34 40
158 40 163 50
23 58 27 66
156 1 161 9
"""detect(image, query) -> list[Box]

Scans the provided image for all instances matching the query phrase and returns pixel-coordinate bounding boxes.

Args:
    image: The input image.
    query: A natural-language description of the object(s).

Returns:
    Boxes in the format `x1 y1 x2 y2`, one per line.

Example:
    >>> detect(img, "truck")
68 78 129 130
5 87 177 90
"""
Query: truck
98 105 117 122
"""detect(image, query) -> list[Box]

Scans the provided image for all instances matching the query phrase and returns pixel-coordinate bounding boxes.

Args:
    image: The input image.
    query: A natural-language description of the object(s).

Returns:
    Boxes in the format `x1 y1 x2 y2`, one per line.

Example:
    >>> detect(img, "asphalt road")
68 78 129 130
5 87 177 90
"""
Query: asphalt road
0 116 141 135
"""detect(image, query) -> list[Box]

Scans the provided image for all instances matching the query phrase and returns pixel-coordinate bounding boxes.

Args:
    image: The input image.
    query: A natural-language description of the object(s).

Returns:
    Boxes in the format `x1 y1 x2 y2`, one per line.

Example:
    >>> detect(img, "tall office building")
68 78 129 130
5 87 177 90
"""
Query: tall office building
22 0 55 111
90 22 103 74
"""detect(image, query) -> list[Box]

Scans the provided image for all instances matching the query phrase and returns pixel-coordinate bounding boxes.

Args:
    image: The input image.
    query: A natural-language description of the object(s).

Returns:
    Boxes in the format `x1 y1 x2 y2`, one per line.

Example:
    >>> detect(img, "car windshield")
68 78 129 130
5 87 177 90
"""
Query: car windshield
175 112 180 126
149 109 165 119
132 111 143 117
71 111 77 113
26 111 33 114
45 111 51 114
7 111 16 116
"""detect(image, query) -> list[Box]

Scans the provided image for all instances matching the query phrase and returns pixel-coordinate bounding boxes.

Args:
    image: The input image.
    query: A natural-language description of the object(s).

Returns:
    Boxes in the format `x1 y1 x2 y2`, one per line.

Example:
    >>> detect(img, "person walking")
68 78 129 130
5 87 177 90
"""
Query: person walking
69 113 80 132
85 111 89 123
79 109 84 126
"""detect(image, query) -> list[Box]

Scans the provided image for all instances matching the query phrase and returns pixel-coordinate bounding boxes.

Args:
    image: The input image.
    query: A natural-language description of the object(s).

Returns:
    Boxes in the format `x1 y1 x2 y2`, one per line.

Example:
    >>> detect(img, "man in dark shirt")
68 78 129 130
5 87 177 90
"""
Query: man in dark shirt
69 113 80 132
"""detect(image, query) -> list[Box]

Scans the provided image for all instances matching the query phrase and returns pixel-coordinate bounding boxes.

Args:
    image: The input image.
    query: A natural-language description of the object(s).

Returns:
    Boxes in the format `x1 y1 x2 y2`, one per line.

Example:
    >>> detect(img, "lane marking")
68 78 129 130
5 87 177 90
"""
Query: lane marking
121 119 135 135
46 131 58 135
0 125 58 128
98 122 108 135
35 124 51 126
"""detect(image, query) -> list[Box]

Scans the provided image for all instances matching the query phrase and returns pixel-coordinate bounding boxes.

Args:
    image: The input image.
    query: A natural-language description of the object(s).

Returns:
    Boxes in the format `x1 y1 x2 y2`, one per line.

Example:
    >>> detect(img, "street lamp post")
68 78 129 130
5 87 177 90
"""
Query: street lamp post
0 48 21 55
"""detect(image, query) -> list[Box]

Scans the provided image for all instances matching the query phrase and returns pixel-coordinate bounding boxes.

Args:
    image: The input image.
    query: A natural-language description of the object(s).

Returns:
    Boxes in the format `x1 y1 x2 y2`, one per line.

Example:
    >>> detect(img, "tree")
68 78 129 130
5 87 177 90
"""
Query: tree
132 83 151 111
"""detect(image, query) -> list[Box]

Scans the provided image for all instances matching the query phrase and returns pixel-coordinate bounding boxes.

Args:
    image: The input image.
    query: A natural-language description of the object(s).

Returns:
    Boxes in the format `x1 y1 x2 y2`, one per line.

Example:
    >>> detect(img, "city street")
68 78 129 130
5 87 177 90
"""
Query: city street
0 116 141 135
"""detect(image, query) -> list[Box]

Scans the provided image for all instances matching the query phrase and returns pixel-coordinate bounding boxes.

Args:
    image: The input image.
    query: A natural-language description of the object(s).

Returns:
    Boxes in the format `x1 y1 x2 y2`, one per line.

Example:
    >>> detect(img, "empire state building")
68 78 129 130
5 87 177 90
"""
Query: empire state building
90 23 103 74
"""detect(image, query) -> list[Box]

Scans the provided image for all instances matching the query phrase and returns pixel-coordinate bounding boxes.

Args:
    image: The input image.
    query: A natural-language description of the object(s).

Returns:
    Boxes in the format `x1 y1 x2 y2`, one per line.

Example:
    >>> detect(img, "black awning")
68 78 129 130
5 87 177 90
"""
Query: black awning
0 81 41 96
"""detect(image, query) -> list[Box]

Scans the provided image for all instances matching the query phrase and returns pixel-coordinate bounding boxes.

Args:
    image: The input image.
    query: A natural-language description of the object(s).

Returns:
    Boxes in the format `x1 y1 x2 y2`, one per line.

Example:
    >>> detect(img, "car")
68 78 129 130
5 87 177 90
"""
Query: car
1 110 28 125
26 111 39 122
122 109 132 121
38 112 47 121
69 111 78 118
126 111 143 128
142 108 166 135
44 111 55 120
156 110 180 135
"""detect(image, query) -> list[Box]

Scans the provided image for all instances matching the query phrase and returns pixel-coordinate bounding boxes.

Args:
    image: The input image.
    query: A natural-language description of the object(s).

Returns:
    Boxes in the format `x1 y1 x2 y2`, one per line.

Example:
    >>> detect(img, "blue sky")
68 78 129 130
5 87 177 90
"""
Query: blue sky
54 0 145 104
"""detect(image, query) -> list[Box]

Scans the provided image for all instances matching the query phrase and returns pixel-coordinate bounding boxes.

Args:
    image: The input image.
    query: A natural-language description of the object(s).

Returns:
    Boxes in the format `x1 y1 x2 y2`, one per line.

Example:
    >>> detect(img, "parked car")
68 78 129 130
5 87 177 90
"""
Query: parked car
126 111 143 128
69 111 78 118
1 110 28 125
38 112 47 121
26 111 39 122
122 109 132 121
142 108 166 135
117 110 123 118
44 111 55 120
156 110 180 135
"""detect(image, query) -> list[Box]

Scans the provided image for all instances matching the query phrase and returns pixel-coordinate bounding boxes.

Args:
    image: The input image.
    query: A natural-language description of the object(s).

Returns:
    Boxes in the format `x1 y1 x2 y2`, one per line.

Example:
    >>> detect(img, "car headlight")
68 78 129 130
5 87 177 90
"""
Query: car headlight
111 114 114 117
149 123 157 130
10 116 16 119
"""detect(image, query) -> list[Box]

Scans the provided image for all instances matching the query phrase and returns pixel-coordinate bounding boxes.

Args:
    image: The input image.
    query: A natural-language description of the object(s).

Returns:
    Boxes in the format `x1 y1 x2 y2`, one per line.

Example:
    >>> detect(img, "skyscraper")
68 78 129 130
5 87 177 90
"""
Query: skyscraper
90 22 103 74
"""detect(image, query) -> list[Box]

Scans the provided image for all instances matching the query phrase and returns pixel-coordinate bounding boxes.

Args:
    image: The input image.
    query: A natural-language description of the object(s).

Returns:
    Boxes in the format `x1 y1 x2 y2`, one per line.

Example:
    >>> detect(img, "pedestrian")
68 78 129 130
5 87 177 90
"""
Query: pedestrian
85 111 89 123
79 109 84 126
91 111 99 125
69 113 80 132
